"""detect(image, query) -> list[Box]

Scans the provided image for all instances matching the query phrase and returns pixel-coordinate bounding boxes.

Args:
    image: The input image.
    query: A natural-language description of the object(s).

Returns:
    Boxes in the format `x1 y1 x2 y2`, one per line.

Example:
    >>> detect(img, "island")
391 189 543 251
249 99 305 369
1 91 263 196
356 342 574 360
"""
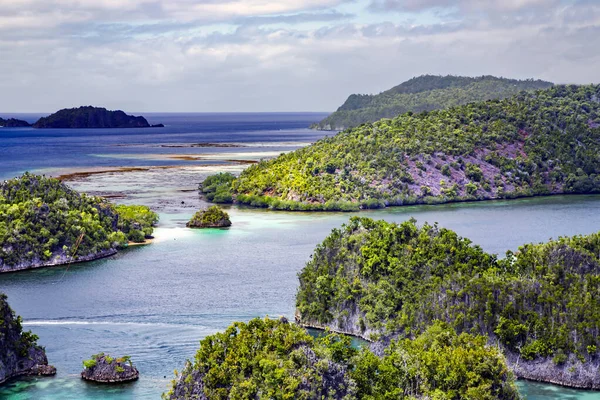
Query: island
32 106 163 129
186 206 231 228
81 353 138 383
165 317 519 399
0 173 158 273
0 292 55 384
312 75 553 130
296 217 600 390
202 84 600 211
0 117 31 128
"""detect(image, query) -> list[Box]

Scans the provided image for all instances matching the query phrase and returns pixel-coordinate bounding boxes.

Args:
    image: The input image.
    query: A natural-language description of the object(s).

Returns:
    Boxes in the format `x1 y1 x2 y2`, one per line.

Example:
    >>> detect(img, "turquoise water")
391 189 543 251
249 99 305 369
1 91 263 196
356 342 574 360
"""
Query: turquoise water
1 192 600 398
1 114 599 398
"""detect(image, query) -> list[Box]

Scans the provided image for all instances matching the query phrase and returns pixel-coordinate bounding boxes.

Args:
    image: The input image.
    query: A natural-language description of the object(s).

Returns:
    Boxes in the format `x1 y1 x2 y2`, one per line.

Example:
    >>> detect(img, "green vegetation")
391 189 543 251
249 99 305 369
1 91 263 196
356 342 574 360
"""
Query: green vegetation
186 205 231 228
313 75 553 130
82 359 98 369
297 217 600 365
205 84 600 211
200 172 235 203
0 293 41 359
165 317 519 399
0 173 158 269
352 322 519 400
114 204 158 242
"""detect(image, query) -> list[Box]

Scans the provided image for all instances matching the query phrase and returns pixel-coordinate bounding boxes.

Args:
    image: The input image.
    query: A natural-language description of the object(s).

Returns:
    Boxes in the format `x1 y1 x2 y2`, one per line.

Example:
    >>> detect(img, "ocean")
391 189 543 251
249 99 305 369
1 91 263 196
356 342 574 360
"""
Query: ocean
0 113 598 399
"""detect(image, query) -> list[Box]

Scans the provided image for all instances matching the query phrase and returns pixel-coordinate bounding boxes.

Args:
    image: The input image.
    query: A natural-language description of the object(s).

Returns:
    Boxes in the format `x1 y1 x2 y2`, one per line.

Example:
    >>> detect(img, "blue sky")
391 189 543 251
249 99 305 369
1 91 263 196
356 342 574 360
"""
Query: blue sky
1 0 599 112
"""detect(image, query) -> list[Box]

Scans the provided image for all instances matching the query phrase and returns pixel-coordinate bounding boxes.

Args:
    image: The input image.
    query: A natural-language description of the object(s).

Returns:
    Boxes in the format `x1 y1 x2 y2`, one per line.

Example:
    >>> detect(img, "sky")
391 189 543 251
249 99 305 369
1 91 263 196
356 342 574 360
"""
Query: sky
1 0 599 113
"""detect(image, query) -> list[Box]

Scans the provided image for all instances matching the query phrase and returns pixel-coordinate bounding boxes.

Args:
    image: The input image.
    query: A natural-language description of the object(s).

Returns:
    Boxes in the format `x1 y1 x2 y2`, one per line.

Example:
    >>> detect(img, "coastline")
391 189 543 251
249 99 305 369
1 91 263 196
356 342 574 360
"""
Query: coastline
229 190 599 212
0 249 118 274
300 319 600 391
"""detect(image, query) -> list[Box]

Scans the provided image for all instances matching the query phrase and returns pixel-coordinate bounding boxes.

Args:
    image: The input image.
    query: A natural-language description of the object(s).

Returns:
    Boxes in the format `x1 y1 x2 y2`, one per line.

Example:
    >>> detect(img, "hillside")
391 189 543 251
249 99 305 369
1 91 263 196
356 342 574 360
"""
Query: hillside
165 317 519 399
32 106 162 129
313 75 553 130
0 173 158 272
0 117 31 128
296 217 600 389
207 84 600 211
0 292 55 383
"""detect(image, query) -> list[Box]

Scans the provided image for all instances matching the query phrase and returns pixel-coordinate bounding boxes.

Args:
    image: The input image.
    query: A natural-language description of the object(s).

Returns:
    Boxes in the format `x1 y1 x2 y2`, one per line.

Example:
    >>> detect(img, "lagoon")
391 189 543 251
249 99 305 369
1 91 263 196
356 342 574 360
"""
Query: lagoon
1 113 599 399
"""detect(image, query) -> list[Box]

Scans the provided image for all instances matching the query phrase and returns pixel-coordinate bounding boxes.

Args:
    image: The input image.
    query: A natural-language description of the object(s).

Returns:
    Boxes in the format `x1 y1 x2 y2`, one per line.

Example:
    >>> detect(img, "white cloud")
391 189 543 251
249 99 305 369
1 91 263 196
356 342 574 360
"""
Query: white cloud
0 0 599 112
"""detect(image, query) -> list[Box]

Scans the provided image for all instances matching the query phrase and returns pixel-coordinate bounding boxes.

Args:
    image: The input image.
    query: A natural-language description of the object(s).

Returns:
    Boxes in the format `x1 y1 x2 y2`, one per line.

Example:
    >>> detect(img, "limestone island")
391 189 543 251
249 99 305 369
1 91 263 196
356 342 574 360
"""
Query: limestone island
296 217 600 390
81 354 138 383
0 293 56 384
32 106 163 129
165 317 519 399
0 173 158 273
0 117 31 128
186 206 231 228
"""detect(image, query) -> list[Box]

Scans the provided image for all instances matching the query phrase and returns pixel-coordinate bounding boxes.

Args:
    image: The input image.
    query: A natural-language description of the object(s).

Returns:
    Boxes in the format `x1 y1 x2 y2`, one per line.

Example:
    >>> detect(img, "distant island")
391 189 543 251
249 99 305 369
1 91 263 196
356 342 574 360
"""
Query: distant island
312 75 554 130
1 106 163 129
33 106 163 129
203 84 600 211
0 117 31 128
0 173 158 273
296 217 600 389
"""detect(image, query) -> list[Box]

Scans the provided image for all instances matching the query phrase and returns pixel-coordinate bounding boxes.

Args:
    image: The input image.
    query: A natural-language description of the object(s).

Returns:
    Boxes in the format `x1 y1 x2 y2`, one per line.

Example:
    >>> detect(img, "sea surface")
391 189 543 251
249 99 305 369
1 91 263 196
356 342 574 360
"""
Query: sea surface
0 113 599 399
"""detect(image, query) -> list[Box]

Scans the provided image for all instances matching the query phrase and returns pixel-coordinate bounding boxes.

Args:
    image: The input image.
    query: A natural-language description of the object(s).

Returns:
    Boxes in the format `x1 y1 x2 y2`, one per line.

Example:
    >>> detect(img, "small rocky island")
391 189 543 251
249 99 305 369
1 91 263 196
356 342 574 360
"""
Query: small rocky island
81 354 139 383
32 106 163 129
0 117 31 127
186 206 231 228
0 293 56 384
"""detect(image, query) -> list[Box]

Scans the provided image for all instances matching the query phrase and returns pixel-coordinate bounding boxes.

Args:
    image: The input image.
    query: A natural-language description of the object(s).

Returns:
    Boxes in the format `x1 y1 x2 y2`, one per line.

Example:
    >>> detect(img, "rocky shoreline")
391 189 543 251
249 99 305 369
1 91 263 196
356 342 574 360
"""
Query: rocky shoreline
297 315 600 391
0 249 118 274
0 294 56 385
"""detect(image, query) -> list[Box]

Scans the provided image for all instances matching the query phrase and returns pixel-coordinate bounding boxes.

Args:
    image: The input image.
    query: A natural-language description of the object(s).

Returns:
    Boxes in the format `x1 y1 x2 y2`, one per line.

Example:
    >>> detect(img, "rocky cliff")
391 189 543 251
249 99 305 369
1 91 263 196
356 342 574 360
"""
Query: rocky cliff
0 293 55 384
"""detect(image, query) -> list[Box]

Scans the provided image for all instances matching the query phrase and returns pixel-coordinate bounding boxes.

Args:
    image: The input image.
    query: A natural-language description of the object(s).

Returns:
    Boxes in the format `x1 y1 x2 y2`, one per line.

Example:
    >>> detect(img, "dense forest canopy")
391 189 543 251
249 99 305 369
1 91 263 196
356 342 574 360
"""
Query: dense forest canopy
296 217 600 368
313 75 553 130
165 317 519 399
0 173 158 269
204 84 600 211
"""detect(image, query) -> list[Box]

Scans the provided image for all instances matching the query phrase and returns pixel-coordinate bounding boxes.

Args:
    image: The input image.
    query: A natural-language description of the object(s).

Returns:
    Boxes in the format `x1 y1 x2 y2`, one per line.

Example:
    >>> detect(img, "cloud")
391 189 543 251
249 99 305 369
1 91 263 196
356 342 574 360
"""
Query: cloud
0 0 599 112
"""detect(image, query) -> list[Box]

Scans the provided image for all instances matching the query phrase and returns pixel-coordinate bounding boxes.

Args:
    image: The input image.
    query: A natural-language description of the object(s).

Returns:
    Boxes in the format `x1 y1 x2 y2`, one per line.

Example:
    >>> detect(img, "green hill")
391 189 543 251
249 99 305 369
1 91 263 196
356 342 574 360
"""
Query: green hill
296 217 600 389
206 84 600 211
313 75 553 130
165 317 519 399
0 173 158 272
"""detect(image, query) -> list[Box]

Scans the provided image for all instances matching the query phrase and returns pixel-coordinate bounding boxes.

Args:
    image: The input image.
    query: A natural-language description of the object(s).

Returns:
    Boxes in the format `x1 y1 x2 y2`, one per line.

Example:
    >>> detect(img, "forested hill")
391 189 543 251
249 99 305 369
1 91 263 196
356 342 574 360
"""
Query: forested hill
32 106 161 129
212 84 600 211
312 75 553 130
296 217 600 389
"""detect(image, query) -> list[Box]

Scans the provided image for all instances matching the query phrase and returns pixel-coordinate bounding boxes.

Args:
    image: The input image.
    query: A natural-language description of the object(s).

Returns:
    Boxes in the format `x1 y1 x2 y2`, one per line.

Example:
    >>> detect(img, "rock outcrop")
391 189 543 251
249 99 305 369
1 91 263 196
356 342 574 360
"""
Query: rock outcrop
81 354 138 383
32 106 160 129
0 293 56 384
186 206 231 228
